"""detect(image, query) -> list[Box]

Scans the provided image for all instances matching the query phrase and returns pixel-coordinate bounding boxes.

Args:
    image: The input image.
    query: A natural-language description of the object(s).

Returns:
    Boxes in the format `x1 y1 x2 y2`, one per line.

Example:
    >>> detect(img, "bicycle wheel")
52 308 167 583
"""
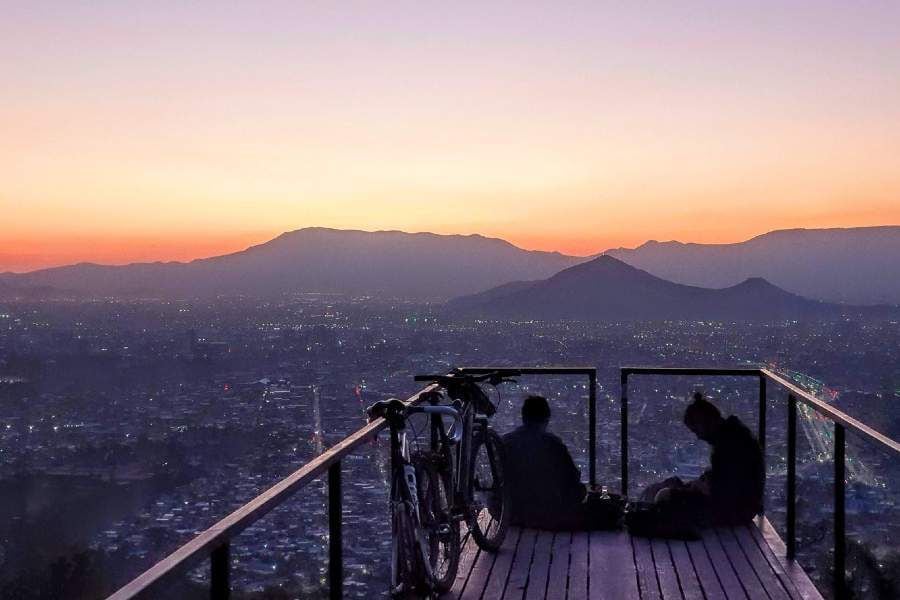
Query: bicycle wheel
391 471 426 598
414 453 460 593
467 428 511 551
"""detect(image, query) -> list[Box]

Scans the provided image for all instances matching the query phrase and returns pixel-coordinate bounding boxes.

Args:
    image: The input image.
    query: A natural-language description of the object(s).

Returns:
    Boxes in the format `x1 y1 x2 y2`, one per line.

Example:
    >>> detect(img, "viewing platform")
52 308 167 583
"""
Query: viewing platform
445 519 820 600
109 367 899 600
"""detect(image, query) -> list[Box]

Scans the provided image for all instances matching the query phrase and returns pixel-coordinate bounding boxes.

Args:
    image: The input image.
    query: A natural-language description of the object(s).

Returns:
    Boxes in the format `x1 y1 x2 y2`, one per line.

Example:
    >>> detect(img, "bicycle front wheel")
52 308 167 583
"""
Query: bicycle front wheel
467 428 510 551
415 454 460 593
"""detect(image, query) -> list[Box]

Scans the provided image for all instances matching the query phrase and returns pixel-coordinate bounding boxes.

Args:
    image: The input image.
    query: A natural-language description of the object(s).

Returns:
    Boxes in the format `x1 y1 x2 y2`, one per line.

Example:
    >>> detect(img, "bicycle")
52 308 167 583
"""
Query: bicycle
412 370 518 556
368 370 517 597
367 398 463 597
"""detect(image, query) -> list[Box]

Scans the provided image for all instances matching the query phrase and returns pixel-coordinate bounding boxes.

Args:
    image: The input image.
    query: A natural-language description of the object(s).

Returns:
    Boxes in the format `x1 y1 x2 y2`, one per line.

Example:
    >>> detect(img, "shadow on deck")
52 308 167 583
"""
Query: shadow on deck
444 518 821 600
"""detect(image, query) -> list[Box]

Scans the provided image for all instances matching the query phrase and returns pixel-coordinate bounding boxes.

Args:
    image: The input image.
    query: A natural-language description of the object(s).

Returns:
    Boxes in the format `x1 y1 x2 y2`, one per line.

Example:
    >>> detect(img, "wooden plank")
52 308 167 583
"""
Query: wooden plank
726 527 791 600
502 529 538 599
525 531 555 600
443 528 478 599
475 527 521 599
459 527 508 600
669 540 704 600
685 538 727 600
567 532 589 599
650 538 683 600
632 537 662 600
752 518 823 600
545 532 572 600
589 531 640 599
714 527 767 599
701 528 748 600
740 525 802 600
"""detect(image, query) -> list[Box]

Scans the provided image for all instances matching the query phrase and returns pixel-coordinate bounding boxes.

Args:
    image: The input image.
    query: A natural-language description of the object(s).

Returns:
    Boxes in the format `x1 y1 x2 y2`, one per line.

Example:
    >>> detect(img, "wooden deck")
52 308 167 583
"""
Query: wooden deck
442 518 822 600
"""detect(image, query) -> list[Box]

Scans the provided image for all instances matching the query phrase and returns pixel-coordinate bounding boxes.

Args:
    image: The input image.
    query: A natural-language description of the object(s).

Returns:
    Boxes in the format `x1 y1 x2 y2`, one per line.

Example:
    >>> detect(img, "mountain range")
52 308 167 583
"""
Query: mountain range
605 226 900 305
1 226 898 312
0 228 581 300
447 255 853 321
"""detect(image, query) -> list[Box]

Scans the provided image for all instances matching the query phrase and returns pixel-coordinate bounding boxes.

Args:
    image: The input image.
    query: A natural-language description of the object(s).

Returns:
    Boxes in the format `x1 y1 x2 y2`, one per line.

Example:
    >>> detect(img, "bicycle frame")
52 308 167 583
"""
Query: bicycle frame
426 387 492 514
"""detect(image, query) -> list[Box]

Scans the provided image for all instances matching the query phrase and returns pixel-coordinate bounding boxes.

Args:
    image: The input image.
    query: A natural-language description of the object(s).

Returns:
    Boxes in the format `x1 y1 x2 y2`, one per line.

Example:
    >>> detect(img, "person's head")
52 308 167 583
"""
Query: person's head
683 391 723 442
522 395 551 428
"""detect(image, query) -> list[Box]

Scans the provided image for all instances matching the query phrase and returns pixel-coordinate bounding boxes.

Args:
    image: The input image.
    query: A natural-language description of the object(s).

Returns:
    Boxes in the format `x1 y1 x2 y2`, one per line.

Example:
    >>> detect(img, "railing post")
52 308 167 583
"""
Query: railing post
758 374 767 514
329 461 343 600
787 394 797 560
589 370 597 488
210 542 230 600
834 424 846 599
620 370 628 497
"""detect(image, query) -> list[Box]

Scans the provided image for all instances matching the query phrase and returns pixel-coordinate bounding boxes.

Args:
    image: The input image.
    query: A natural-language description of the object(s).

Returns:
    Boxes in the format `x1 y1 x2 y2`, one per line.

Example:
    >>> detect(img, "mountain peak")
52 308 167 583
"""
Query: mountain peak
449 253 844 321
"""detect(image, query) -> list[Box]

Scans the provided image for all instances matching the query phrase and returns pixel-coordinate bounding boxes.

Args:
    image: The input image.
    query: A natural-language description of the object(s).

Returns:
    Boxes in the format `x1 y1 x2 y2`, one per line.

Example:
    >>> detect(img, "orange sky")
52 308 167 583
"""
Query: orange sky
3 2 899 272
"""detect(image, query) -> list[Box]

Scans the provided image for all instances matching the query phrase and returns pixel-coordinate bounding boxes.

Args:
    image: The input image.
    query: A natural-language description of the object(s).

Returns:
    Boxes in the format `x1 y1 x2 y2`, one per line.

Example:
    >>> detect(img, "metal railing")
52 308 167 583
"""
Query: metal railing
620 367 900 600
107 384 437 600
108 367 596 600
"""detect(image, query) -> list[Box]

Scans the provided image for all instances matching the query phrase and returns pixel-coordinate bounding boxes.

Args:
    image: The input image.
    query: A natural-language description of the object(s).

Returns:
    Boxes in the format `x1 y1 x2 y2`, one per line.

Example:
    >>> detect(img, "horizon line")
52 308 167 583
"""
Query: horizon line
4 223 899 275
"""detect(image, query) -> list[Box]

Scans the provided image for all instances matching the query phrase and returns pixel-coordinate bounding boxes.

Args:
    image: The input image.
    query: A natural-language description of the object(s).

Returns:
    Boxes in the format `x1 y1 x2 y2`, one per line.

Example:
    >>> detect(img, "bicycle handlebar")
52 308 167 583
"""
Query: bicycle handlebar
413 370 520 386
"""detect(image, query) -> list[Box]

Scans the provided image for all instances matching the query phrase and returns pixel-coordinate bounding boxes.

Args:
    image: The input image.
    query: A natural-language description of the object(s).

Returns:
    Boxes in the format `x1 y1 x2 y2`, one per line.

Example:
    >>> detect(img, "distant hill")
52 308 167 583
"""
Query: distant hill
448 255 857 321
0 228 584 300
605 226 900 305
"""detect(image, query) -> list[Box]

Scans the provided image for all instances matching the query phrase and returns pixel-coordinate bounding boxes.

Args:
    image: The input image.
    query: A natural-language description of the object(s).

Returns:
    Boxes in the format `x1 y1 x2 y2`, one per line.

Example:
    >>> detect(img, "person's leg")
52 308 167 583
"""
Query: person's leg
639 476 684 502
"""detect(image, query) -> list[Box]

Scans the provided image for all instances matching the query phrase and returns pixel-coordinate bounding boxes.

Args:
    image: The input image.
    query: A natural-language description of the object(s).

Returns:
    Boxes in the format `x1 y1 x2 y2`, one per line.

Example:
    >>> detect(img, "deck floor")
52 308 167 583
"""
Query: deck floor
442 518 822 600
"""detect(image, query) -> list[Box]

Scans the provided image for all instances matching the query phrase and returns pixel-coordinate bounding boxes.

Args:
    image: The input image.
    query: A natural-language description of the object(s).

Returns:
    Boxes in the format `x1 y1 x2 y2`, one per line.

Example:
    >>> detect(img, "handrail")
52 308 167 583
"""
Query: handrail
621 366 900 600
760 368 900 453
110 363 895 600
110 366 598 600
619 367 900 454
107 383 438 600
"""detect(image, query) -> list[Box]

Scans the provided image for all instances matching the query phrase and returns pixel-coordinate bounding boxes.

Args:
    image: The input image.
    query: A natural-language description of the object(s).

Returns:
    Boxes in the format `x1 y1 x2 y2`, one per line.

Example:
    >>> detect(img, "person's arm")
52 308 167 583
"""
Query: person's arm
552 437 586 501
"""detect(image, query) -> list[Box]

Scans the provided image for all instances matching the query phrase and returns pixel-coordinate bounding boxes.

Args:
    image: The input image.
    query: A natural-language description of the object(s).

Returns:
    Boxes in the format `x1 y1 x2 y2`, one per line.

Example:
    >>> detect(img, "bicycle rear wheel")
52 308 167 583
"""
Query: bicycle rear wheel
467 428 510 551
391 471 427 598
414 453 460 593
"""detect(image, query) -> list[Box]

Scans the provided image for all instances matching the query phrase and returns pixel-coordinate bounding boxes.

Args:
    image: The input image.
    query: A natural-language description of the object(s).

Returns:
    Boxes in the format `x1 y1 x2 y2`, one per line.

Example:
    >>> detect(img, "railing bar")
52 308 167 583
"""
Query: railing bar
621 367 899 455
761 370 899 453
758 375 767 515
589 371 597 488
210 542 230 600
834 424 846 600
786 394 797 561
329 461 343 600
620 371 628 497
460 366 597 375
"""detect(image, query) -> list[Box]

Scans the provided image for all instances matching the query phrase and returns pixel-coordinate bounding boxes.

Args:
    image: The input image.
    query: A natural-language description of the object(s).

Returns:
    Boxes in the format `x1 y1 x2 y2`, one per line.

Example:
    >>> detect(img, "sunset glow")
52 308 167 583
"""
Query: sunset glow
3 1 899 271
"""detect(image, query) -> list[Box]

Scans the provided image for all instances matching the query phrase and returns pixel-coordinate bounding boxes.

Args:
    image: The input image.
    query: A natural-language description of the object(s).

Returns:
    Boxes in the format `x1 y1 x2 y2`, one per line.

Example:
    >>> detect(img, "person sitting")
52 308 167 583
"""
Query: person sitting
639 391 765 529
502 396 617 531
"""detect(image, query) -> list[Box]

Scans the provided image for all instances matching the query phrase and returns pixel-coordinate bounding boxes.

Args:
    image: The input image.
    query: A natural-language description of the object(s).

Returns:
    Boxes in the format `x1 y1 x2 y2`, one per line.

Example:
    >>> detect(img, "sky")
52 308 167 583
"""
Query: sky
3 1 899 271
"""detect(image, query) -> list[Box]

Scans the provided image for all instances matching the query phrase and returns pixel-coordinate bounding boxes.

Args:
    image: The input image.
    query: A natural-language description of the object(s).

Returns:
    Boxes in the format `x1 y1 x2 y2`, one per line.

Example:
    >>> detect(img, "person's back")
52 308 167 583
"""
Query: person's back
501 396 585 530
707 415 764 524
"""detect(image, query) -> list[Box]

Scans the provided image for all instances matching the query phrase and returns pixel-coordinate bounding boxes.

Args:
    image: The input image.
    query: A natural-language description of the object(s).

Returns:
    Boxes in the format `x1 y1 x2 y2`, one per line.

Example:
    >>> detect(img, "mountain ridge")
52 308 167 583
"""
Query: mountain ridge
605 226 900 305
0 227 585 300
447 255 869 322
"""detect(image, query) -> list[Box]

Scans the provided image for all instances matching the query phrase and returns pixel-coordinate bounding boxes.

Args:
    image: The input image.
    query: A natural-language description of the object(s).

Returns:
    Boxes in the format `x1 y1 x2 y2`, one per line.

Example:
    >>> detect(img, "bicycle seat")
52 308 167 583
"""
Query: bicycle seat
367 398 407 420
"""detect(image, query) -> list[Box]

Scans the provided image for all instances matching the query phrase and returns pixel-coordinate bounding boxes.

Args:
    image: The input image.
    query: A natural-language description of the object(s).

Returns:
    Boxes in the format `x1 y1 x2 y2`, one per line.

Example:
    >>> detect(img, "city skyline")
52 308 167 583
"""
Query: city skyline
4 2 900 270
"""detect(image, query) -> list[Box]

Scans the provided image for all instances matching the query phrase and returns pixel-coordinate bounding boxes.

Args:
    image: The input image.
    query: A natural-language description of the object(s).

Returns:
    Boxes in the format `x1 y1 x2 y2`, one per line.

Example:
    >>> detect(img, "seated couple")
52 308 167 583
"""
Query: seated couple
502 393 764 534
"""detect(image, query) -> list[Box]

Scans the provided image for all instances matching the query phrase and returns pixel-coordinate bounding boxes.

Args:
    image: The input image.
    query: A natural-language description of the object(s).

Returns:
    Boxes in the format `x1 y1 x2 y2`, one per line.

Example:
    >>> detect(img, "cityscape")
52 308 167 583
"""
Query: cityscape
1 295 897 598
4 3 900 598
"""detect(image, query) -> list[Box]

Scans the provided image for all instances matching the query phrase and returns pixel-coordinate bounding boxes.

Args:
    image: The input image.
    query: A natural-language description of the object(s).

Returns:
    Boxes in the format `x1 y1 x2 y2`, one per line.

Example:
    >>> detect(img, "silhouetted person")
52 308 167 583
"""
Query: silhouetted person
502 396 591 530
640 392 764 527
